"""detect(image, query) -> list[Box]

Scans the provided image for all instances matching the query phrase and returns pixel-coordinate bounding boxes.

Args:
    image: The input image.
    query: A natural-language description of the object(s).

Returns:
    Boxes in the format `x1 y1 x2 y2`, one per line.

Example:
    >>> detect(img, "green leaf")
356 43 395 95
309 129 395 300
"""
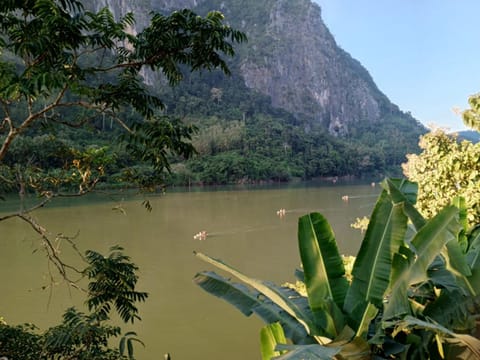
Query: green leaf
119 336 126 355
298 213 348 337
354 302 378 339
193 270 310 343
343 183 407 330
384 206 461 320
85 246 148 324
274 344 341 360
424 289 479 333
463 95 480 131
260 323 288 360
194 271 265 317
452 196 468 251
383 178 425 231
467 226 480 269
392 315 480 358
427 257 459 291
127 338 134 359
466 227 480 295
298 213 348 308
195 252 319 335
442 237 475 296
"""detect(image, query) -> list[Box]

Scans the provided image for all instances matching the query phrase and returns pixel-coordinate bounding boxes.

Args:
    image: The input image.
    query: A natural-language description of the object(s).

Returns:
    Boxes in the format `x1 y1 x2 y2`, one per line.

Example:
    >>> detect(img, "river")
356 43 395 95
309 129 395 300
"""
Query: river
0 181 380 359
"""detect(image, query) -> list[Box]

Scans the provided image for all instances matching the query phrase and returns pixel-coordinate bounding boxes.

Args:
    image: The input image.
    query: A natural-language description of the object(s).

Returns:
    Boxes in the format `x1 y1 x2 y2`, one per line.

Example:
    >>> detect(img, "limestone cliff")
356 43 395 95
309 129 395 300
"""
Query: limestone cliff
91 0 420 137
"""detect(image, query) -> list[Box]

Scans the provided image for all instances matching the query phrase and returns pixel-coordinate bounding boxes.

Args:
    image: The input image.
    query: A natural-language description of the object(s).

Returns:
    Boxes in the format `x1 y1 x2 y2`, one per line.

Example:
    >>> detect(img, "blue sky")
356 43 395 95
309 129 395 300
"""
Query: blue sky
314 1 480 131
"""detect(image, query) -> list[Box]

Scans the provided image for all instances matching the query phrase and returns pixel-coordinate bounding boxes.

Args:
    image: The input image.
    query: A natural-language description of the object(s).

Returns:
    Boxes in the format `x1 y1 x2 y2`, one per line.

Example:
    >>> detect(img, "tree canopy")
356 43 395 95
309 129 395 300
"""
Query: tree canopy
403 128 480 228
0 1 246 357
0 0 246 237
0 0 245 166
463 94 480 132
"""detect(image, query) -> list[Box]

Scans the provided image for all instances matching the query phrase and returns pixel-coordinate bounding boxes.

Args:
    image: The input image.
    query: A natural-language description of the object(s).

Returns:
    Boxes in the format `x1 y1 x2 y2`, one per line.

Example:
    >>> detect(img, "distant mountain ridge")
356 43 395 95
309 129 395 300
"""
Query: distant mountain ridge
457 130 480 143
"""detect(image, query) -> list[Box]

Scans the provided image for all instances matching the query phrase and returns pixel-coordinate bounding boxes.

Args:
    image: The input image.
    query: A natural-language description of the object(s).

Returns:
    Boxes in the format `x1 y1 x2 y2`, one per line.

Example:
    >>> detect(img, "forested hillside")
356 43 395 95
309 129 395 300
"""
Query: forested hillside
90 0 426 184
156 68 424 184
2 0 427 188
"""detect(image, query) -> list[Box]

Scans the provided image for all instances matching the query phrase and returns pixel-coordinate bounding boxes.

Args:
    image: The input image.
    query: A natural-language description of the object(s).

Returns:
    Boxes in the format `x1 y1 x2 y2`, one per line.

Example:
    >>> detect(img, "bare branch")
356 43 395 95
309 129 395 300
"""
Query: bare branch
49 112 99 128
106 110 133 134
0 117 19 163
0 100 12 132
0 177 102 223
17 213 84 282
0 193 54 221
0 213 18 221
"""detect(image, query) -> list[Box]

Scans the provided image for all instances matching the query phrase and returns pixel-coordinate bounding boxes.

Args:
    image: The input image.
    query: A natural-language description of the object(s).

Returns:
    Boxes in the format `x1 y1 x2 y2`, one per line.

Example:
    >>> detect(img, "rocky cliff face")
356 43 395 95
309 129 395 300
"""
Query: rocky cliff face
91 0 414 136
235 0 390 135
93 0 203 20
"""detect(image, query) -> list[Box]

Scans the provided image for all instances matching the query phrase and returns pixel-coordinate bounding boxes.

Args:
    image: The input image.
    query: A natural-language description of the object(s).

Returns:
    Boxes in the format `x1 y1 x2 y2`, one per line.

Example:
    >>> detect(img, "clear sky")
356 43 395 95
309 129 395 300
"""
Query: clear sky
313 0 480 131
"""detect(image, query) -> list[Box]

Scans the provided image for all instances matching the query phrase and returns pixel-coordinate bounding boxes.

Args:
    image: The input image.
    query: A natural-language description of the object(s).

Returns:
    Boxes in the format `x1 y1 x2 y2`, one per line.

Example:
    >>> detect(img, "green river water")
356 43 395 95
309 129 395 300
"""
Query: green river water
0 182 380 359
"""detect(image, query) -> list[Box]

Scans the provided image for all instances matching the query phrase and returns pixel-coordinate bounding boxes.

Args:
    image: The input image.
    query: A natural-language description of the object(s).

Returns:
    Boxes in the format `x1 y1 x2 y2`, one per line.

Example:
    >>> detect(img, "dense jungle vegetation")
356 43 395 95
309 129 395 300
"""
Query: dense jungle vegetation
2 67 426 190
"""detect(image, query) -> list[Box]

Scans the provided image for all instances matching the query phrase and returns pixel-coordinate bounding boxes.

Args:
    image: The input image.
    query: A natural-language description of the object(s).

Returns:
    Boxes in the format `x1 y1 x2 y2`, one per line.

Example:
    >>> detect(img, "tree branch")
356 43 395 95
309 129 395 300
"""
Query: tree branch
106 110 134 134
0 84 71 162
17 213 84 282
0 117 19 163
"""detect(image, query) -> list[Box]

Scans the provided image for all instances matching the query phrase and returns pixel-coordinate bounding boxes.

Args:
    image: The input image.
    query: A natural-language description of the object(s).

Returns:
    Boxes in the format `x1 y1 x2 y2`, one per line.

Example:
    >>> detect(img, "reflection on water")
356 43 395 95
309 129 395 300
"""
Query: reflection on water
0 182 380 360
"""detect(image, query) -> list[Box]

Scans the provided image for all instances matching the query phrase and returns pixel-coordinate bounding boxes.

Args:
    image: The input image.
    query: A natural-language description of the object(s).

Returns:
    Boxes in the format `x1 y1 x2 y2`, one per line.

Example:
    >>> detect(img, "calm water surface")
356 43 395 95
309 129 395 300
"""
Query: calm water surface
0 182 380 359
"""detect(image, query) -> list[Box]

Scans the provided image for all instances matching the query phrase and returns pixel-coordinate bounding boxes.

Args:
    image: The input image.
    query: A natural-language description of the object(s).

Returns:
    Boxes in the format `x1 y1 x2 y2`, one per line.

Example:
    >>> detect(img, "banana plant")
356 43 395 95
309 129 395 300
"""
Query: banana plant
194 178 480 359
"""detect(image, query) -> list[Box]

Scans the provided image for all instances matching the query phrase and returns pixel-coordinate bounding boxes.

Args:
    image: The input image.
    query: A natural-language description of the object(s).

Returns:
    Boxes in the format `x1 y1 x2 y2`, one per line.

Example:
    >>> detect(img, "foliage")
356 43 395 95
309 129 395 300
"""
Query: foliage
0 0 423 187
0 0 246 279
0 323 42 360
85 245 148 324
125 116 197 174
0 1 244 358
463 94 480 132
0 246 146 359
41 307 123 360
119 331 145 360
403 128 480 228
0 0 246 192
160 72 423 184
350 216 369 233
0 0 425 187
194 178 480 359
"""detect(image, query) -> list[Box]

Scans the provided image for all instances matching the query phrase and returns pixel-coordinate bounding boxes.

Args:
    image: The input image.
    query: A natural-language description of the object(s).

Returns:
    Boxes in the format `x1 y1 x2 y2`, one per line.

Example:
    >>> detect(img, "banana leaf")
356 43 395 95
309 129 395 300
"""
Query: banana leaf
383 178 425 231
466 227 480 297
427 256 460 291
443 335 480 359
273 344 341 360
273 334 371 360
384 178 418 205
383 205 461 320
467 226 480 268
424 289 480 333
442 238 475 296
391 315 480 358
440 196 476 296
260 322 288 360
452 197 468 252
343 182 408 331
388 184 475 296
194 271 311 343
298 212 348 337
194 251 323 339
